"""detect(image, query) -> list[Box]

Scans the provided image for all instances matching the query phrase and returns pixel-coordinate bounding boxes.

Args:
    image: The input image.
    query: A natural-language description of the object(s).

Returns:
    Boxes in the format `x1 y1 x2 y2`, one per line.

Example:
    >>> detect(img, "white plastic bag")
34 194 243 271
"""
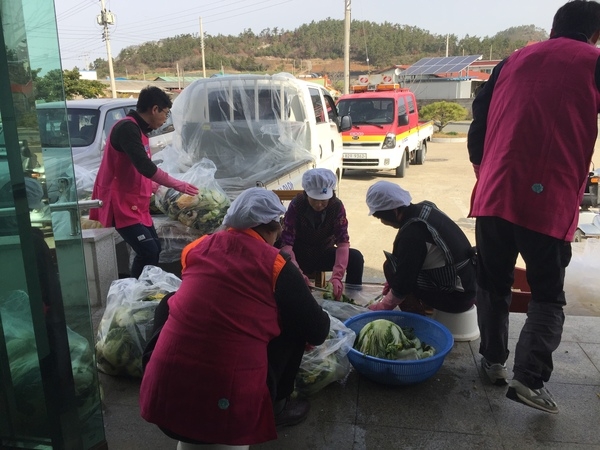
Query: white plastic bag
295 313 355 396
0 290 98 428
154 158 231 234
95 266 181 378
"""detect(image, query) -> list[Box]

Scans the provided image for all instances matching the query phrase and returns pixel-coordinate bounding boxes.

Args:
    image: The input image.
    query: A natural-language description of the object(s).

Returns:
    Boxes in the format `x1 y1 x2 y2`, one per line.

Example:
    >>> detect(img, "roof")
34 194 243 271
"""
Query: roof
153 76 206 82
434 70 490 81
98 80 184 93
374 64 410 74
36 98 137 110
469 59 502 67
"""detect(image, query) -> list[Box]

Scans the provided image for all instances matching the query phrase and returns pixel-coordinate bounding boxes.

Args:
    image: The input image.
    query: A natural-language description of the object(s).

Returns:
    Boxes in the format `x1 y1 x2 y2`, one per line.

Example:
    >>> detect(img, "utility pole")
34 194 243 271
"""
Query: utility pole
97 0 117 98
343 0 351 94
199 17 207 78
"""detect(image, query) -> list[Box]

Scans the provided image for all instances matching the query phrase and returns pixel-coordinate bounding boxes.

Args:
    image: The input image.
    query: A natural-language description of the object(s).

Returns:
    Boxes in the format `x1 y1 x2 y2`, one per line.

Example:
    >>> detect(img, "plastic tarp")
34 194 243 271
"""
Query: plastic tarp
153 73 314 199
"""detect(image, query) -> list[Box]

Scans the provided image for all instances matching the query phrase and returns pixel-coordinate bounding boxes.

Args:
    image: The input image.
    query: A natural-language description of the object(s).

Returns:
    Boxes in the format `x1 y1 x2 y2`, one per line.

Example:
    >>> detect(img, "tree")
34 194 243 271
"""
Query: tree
420 101 468 133
36 68 106 102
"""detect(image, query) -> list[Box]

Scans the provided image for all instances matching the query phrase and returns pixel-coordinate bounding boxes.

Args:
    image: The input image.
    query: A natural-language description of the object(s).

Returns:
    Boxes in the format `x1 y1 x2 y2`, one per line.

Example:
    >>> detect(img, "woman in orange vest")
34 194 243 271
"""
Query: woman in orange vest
140 188 330 449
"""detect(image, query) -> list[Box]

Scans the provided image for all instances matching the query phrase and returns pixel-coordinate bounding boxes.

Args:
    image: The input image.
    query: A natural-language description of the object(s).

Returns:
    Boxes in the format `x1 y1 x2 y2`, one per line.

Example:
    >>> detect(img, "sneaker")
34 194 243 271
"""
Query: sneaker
481 357 508 386
506 379 558 414
275 398 310 428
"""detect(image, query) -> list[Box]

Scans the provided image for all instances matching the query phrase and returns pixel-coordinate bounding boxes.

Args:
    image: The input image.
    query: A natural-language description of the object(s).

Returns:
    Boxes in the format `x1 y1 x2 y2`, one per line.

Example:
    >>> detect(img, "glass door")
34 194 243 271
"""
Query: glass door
0 0 106 448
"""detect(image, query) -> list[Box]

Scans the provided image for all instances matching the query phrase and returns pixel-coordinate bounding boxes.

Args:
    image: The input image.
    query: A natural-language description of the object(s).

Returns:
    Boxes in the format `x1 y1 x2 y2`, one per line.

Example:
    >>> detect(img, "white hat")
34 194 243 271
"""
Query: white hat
222 187 285 229
302 168 337 200
366 181 411 215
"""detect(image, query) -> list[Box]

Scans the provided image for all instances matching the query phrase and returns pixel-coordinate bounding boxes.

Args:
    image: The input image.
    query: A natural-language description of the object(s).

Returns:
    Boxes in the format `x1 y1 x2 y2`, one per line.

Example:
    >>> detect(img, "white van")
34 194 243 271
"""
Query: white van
36 98 173 202
160 73 351 198
36 99 172 173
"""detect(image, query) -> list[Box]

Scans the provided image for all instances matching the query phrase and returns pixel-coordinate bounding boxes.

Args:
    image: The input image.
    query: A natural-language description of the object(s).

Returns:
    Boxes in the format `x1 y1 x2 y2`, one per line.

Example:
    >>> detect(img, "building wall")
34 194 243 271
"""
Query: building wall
403 79 475 100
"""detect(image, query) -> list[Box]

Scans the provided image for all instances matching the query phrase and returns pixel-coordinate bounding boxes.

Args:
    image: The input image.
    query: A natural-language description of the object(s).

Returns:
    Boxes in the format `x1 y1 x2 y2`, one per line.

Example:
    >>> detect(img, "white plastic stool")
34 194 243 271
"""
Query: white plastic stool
431 305 480 342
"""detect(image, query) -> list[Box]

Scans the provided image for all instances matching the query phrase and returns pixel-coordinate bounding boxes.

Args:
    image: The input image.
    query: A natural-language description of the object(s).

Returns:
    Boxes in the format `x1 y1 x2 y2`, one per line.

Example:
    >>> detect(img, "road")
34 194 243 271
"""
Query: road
338 138 600 317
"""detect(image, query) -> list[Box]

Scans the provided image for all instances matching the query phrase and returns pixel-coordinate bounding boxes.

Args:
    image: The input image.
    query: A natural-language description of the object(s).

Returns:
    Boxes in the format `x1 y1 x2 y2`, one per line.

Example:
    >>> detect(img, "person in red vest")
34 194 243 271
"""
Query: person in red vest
90 86 198 278
468 0 600 414
140 188 330 449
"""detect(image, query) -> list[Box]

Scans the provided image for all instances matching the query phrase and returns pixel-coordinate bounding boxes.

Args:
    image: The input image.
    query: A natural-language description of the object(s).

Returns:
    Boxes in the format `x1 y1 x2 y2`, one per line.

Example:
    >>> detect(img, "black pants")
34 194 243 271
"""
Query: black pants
475 216 570 389
298 247 364 285
116 223 161 278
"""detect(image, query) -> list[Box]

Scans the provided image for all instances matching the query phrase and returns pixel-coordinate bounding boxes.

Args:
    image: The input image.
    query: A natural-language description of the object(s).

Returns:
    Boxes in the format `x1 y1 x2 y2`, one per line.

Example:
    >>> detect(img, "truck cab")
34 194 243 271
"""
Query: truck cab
337 75 432 178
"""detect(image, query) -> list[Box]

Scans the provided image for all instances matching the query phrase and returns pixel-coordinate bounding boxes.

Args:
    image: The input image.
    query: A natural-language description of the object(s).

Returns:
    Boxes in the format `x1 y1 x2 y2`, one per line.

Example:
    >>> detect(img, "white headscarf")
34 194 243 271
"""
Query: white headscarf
366 181 412 215
302 168 337 200
222 187 285 229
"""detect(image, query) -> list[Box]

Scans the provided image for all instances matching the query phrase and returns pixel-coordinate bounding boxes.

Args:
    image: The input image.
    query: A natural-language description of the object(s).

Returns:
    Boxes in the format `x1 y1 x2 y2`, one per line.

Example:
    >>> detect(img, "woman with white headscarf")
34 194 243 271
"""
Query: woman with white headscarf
140 187 330 449
366 180 477 314
280 168 364 300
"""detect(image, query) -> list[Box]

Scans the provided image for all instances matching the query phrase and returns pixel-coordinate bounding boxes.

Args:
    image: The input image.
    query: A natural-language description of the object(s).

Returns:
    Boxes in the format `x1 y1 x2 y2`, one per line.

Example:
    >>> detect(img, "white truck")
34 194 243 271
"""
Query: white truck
157 72 350 198
151 72 352 264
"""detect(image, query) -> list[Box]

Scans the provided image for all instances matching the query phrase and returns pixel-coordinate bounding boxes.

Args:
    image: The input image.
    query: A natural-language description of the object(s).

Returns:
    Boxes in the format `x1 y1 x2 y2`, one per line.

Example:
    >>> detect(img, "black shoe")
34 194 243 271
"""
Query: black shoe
275 398 310 428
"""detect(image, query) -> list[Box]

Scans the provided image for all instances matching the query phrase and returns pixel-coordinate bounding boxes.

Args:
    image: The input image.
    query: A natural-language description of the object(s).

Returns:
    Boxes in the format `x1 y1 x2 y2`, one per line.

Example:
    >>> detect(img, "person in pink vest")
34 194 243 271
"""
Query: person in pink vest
139 188 330 448
468 0 600 414
90 86 198 278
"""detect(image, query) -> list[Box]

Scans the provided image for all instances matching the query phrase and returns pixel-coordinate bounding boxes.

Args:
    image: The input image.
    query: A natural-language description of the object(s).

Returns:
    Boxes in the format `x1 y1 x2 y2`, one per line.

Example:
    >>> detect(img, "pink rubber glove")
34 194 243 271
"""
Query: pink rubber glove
281 245 301 268
281 245 311 286
382 282 390 296
368 290 404 311
330 278 343 299
150 168 199 196
329 243 349 300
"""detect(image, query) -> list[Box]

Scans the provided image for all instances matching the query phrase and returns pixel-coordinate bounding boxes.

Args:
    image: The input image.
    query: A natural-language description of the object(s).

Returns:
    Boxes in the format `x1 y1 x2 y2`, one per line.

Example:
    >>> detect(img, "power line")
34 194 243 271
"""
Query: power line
56 0 295 66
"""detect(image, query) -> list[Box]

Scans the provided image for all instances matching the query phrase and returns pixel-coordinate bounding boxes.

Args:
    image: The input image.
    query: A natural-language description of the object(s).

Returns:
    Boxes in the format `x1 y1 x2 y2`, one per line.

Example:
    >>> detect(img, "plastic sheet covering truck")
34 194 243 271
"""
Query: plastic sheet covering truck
336 74 433 178
149 72 352 265
154 72 351 198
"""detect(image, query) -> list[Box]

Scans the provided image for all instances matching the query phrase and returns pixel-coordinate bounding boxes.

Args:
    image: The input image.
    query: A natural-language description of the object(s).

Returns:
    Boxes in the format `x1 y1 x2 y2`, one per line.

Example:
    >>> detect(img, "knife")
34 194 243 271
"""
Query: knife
310 286 329 293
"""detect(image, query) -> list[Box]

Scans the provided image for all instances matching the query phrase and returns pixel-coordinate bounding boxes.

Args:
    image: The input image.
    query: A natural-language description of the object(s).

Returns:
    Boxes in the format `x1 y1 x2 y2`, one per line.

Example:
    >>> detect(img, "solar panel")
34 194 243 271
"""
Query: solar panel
401 55 483 76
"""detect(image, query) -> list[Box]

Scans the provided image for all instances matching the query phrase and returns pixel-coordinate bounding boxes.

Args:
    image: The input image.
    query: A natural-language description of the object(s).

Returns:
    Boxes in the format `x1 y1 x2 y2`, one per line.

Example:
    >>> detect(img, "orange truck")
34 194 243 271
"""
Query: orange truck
336 75 433 178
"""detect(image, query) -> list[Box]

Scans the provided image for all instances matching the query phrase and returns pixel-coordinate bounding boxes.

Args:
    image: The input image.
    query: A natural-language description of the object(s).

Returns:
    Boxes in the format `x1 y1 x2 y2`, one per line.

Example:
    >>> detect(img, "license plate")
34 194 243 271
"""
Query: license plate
343 153 367 159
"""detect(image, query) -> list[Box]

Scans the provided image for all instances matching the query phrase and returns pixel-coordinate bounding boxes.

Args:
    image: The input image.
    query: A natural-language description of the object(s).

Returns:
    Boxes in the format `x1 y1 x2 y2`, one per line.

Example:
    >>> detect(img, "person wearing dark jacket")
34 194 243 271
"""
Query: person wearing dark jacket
140 188 330 449
365 181 476 314
90 86 198 278
280 168 364 300
467 0 600 414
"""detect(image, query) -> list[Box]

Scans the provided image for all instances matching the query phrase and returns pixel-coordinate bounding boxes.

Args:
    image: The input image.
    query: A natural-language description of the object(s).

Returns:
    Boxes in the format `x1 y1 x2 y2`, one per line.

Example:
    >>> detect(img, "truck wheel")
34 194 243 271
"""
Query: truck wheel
573 229 585 242
395 151 407 178
415 141 427 165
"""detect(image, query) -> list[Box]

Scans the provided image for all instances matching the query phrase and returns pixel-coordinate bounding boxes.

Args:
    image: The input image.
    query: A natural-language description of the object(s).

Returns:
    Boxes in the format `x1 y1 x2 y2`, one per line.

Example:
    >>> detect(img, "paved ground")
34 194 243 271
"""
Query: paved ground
93 138 600 448
95 312 600 450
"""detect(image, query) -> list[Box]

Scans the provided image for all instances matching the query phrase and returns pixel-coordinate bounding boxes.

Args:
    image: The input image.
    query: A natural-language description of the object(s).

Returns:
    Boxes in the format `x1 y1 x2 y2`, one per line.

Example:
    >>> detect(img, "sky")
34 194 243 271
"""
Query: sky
54 0 569 70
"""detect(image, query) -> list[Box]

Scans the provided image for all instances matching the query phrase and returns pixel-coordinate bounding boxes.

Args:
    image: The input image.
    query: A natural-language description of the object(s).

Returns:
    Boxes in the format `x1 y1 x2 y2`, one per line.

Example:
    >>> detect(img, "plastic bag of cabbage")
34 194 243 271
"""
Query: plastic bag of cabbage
95 266 181 378
154 158 231 234
0 290 99 431
295 314 355 396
